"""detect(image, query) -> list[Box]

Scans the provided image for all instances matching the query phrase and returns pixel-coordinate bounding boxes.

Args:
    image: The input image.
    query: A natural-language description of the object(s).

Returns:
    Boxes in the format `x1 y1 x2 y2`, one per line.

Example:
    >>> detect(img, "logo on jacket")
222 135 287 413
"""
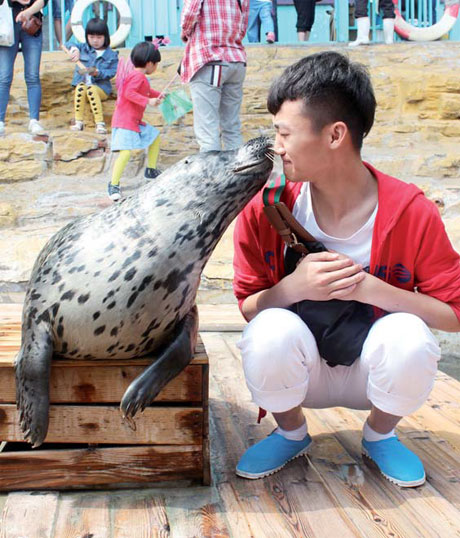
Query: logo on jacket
374 263 411 283
265 251 275 271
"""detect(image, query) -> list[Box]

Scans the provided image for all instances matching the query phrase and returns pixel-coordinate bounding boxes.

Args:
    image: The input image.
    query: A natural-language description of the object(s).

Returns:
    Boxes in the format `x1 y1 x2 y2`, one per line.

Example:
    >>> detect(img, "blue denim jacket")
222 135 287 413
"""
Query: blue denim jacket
67 42 119 95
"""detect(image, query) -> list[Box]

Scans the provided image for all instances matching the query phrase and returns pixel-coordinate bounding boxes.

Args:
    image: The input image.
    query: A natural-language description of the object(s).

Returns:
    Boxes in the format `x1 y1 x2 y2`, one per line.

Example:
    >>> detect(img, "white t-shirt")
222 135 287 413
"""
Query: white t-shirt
292 182 377 270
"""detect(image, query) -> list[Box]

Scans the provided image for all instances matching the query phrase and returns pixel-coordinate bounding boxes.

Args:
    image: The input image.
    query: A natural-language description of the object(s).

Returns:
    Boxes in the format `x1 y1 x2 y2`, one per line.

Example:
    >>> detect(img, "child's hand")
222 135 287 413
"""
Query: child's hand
87 67 98 76
149 97 160 106
69 47 80 62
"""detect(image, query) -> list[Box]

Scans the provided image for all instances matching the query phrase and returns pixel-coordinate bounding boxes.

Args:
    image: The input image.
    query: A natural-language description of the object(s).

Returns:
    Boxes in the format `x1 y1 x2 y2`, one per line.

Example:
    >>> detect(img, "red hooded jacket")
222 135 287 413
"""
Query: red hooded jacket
233 163 460 322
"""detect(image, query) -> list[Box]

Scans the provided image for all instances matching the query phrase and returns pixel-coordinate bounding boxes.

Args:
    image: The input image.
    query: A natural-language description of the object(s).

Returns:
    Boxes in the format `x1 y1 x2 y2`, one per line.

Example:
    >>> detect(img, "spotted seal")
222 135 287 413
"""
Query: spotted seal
16 137 273 447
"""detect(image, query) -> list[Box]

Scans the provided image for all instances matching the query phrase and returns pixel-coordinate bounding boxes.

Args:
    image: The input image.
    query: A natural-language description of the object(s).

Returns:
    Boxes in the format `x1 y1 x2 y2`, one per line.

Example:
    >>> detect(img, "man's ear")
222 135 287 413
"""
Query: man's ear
328 121 348 149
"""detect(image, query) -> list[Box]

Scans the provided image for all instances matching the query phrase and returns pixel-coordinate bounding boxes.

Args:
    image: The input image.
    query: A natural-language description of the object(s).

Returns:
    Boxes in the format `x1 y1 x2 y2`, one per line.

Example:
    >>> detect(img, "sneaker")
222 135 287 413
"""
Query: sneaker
362 436 426 487
96 122 107 134
107 181 121 202
0 121 4 136
236 431 312 479
144 167 162 179
266 32 275 44
70 120 84 131
28 119 46 135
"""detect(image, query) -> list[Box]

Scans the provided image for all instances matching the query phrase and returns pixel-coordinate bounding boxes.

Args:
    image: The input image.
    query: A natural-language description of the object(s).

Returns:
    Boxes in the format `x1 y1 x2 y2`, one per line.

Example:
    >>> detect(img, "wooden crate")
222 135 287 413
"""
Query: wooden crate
0 305 210 490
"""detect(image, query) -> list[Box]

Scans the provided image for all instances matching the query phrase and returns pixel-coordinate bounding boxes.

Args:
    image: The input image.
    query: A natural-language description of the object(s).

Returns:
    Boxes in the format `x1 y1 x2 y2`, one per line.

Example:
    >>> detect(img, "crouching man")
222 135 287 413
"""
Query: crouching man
233 51 460 486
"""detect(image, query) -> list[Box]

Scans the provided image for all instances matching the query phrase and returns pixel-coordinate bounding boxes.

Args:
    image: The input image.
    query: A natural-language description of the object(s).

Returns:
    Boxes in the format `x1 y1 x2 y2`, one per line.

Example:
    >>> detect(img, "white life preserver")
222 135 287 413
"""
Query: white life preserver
71 0 132 48
393 0 460 41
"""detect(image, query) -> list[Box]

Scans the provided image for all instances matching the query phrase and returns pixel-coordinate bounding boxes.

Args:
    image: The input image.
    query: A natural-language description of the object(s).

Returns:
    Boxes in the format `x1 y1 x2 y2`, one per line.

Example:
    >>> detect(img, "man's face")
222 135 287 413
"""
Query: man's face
272 99 328 182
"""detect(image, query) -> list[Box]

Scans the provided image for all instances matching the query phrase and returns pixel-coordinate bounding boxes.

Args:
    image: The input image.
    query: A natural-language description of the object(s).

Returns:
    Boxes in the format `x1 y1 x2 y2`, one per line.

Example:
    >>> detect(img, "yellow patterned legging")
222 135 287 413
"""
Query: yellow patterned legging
110 136 161 186
74 83 108 123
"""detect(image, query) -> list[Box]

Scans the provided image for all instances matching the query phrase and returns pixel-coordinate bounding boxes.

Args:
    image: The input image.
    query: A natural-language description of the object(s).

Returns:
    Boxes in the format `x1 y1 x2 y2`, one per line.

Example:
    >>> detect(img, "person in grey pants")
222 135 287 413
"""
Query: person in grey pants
180 0 250 152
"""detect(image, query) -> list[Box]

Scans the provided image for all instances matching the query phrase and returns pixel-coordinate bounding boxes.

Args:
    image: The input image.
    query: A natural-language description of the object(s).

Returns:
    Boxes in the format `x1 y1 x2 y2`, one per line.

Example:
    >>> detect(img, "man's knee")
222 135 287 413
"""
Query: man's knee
239 308 317 382
363 313 440 390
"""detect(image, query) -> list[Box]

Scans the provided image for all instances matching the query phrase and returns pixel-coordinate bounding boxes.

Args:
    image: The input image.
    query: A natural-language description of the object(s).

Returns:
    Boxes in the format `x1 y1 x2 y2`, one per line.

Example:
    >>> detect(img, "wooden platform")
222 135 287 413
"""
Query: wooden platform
0 303 459 537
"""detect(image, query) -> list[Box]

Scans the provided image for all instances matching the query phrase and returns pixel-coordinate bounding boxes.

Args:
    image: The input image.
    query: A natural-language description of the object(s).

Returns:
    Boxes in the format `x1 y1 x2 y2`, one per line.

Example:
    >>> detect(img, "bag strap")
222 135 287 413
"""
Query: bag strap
237 0 242 11
262 174 319 256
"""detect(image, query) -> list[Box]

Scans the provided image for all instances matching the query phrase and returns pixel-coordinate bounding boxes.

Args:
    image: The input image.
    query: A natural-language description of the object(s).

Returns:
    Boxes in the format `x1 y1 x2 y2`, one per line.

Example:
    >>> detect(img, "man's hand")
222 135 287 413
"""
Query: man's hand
287 251 365 302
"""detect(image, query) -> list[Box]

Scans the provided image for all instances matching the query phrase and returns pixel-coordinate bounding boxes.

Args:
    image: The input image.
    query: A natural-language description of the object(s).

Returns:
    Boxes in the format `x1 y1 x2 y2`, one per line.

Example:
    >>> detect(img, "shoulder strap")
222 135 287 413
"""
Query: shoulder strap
262 174 319 255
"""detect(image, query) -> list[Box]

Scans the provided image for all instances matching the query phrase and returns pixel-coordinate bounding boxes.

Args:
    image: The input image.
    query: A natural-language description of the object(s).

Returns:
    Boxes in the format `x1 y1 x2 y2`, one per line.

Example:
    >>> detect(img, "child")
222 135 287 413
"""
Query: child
67 18 118 134
108 41 164 202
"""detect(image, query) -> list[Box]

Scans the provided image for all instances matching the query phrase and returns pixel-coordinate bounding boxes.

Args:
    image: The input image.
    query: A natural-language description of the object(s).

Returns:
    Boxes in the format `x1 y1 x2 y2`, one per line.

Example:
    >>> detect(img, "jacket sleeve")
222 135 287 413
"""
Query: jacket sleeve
95 50 119 82
233 203 276 313
414 201 460 321
149 87 161 98
123 77 149 107
181 0 203 38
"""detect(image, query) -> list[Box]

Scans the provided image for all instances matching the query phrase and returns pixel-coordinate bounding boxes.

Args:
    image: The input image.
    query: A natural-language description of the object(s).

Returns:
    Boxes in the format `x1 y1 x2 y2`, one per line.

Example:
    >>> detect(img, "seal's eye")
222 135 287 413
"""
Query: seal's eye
184 160 190 164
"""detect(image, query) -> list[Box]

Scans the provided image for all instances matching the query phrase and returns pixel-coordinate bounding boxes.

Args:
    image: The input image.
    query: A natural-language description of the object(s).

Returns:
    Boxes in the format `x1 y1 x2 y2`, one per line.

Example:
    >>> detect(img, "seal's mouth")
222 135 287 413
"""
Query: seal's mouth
232 145 275 174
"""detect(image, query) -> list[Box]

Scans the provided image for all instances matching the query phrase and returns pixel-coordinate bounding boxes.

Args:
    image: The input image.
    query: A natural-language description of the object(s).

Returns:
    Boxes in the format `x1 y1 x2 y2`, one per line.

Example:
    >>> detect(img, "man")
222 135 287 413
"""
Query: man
233 51 460 487
180 0 249 152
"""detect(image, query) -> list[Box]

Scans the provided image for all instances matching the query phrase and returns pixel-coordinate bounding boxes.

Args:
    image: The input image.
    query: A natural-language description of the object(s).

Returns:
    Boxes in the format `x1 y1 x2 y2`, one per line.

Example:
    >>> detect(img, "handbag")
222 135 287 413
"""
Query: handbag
263 175 376 367
21 14 42 37
0 0 14 46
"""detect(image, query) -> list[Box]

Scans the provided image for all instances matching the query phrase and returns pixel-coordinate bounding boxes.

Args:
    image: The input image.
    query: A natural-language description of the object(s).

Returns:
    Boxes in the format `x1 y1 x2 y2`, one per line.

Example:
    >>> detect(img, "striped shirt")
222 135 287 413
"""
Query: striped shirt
180 0 249 83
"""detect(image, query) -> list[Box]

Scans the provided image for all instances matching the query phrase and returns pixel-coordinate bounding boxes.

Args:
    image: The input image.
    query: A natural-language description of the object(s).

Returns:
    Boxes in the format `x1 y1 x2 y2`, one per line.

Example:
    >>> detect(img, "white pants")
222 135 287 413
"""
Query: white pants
189 61 246 152
238 309 441 417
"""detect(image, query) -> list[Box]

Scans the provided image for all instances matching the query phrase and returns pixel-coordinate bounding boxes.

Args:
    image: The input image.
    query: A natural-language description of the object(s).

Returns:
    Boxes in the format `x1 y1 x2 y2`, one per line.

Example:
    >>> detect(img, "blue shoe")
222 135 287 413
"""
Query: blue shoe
362 436 426 487
236 432 312 479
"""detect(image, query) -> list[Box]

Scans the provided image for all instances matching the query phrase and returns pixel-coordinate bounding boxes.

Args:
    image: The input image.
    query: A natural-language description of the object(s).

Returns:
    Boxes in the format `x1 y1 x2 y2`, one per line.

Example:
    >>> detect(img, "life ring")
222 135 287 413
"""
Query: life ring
393 0 460 41
71 0 132 48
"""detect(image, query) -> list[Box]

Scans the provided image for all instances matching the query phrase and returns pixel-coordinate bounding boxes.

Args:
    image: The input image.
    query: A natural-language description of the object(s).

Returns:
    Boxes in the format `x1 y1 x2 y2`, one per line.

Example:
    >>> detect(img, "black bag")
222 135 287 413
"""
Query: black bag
284 240 375 367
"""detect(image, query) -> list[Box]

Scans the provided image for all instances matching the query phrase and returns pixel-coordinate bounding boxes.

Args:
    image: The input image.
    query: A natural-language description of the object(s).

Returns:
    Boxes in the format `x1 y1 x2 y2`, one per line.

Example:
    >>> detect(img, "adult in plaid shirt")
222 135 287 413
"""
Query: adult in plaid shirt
180 0 249 152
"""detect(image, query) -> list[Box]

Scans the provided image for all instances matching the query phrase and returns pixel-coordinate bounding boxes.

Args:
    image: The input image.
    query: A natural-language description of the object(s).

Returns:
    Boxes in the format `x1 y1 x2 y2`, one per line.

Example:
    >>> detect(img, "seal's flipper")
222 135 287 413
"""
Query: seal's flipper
120 305 199 419
15 326 53 448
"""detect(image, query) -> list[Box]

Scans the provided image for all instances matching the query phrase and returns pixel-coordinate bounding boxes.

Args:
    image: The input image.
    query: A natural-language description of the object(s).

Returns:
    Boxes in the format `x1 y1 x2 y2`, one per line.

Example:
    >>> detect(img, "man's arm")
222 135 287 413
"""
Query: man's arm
180 0 203 42
339 273 460 332
242 251 365 321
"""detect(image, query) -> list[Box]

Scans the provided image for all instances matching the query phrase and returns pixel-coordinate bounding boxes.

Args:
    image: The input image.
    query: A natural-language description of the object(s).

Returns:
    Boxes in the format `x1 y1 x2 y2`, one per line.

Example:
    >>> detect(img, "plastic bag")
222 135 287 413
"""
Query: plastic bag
159 89 193 125
0 1 14 47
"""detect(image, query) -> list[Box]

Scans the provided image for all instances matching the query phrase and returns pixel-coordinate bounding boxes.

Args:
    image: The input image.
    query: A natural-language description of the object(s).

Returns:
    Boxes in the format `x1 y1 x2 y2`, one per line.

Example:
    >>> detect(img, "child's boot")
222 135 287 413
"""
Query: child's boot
71 120 84 131
96 122 107 134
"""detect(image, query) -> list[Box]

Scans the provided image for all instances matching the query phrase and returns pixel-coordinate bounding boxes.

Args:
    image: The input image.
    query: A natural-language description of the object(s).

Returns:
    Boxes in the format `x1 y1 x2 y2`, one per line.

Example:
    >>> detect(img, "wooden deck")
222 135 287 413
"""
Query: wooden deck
0 303 459 537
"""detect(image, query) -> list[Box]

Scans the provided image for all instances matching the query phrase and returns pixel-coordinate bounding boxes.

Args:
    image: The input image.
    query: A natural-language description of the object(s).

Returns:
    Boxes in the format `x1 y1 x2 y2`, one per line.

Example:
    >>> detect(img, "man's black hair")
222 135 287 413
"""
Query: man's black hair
130 42 161 68
85 18 110 49
267 51 376 151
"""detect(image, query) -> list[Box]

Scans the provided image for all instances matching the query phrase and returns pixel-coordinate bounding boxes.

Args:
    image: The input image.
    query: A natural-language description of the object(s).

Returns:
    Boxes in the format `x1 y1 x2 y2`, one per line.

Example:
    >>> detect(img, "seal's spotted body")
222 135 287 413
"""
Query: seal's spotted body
16 137 273 447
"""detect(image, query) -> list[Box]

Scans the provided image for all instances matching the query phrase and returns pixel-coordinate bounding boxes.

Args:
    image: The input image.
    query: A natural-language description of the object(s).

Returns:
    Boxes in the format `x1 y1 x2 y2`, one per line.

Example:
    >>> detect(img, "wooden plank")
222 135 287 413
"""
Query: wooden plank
112 493 171 537
202 362 211 486
0 445 203 490
163 488 231 538
53 493 111 538
198 303 246 332
0 404 203 445
0 363 203 404
0 491 59 538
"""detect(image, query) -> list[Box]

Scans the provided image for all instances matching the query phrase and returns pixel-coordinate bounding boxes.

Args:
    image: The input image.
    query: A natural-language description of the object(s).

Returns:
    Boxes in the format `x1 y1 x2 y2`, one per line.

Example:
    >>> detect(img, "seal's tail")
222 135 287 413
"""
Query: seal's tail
15 324 53 448
120 305 199 420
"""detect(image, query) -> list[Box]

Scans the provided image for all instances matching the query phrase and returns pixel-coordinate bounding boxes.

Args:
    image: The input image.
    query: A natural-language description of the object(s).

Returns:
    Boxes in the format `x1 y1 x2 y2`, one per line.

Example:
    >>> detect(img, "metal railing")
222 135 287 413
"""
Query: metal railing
41 0 459 52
